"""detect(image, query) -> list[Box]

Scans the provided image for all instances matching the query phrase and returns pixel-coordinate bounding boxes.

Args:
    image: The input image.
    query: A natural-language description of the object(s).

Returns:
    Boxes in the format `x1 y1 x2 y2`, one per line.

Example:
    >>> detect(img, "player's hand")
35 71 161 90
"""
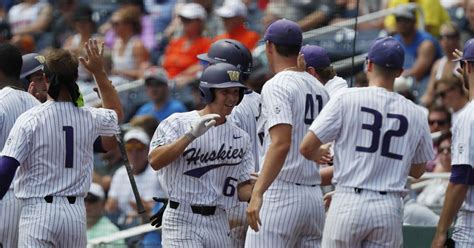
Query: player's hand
247 193 263 232
79 39 106 75
315 143 333 165
185 114 220 141
149 197 168 228
323 191 335 210
453 48 464 75
431 232 447 248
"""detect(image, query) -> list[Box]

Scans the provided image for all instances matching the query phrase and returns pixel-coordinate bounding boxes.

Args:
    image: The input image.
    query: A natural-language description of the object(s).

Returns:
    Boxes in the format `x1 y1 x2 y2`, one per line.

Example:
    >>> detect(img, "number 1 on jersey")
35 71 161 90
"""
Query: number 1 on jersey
63 126 74 168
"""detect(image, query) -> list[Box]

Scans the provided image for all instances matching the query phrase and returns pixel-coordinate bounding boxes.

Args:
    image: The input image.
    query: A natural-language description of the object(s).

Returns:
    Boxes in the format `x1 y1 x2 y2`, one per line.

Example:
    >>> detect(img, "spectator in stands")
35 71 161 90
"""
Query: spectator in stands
214 0 260 50
330 0 386 30
354 71 369 87
416 131 452 209
63 5 101 83
425 104 451 172
106 128 166 227
8 0 53 51
110 6 150 81
195 0 225 38
427 105 451 134
133 67 187 122
393 5 443 96
263 0 336 31
49 0 77 49
384 0 450 37
422 22 462 106
129 114 160 138
434 75 469 122
0 21 12 44
460 0 474 45
86 183 125 245
162 3 211 85
20 53 48 103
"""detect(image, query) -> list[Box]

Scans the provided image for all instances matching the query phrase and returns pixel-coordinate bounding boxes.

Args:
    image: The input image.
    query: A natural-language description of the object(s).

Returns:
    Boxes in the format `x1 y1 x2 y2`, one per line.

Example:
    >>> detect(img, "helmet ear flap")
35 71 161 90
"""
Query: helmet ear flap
236 88 245 105
199 86 214 104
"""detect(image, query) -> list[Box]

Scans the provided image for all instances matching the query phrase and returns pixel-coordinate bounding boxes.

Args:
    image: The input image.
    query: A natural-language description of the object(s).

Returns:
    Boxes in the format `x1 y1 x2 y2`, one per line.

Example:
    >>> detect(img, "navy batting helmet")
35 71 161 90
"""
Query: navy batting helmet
197 39 253 80
20 53 45 79
200 63 247 104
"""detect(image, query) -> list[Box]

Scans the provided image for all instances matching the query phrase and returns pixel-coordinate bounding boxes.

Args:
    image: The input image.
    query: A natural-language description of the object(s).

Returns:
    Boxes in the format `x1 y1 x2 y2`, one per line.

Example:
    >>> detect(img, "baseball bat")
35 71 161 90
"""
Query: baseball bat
115 133 147 218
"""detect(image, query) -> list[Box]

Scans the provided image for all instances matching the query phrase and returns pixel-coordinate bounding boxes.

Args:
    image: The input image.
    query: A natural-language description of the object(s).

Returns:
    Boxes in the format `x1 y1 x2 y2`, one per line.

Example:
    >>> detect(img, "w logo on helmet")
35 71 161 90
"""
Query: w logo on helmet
227 70 240 81
34 55 46 64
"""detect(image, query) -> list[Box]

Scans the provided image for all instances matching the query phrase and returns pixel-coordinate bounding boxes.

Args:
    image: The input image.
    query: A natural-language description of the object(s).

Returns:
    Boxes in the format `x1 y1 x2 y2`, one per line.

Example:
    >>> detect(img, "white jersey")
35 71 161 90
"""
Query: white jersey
230 91 261 171
451 101 474 211
2 100 119 198
149 110 254 209
309 87 434 192
258 71 329 185
325 76 348 97
0 87 40 150
109 165 166 215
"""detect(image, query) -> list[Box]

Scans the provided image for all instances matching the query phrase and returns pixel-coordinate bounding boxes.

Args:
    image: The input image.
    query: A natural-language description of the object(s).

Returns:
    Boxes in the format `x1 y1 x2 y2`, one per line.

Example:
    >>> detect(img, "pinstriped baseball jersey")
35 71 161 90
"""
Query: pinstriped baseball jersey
1 100 119 198
149 110 254 209
0 87 39 248
258 70 329 185
324 76 348 97
451 101 474 211
0 87 40 150
230 91 261 172
310 87 434 192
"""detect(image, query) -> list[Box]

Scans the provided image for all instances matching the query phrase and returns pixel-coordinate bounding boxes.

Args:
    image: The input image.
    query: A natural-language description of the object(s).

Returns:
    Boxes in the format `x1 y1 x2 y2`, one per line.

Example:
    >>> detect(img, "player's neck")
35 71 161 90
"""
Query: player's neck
273 57 298 73
368 77 394 92
0 77 23 90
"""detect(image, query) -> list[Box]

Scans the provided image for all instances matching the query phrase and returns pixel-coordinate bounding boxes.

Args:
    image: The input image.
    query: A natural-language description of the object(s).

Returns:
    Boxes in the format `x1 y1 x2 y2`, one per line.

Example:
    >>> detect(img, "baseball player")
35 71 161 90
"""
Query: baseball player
148 63 254 247
432 39 474 248
246 19 330 247
0 39 123 247
198 38 259 247
0 44 40 248
300 37 434 247
20 53 49 103
300 44 348 96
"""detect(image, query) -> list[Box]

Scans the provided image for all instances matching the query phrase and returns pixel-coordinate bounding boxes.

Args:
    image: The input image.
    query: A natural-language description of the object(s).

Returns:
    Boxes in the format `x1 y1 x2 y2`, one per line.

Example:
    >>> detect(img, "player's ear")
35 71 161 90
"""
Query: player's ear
307 66 316 76
396 68 403 78
265 41 273 55
366 60 373 72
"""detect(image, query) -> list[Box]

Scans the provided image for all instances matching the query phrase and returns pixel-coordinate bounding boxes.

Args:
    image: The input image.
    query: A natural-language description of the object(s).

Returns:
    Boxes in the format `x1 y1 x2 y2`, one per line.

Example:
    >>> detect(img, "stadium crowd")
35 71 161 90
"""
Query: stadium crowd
0 0 471 246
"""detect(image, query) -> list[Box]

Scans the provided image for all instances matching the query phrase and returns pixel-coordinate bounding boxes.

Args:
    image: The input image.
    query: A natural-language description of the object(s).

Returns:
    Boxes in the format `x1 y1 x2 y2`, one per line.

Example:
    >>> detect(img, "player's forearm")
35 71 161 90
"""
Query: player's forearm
252 142 290 196
149 136 193 170
237 180 253 202
93 70 124 123
435 182 468 234
320 166 334 186
0 156 19 199
409 163 426 179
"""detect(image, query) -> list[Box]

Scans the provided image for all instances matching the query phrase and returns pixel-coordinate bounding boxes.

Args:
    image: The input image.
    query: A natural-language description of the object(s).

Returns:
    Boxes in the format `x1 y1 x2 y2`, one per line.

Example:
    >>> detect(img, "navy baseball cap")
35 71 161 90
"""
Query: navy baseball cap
300 45 331 68
455 38 474 62
20 53 45 79
263 19 302 46
367 37 405 69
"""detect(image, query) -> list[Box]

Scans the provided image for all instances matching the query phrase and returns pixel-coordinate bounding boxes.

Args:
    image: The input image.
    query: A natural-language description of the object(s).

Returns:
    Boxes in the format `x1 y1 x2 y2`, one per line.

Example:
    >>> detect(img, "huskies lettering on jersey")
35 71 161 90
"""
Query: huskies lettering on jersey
182 144 244 178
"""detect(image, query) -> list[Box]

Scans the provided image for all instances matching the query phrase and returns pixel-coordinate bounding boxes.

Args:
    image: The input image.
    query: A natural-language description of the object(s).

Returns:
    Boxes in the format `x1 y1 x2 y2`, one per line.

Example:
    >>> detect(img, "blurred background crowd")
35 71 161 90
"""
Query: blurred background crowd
2 0 472 246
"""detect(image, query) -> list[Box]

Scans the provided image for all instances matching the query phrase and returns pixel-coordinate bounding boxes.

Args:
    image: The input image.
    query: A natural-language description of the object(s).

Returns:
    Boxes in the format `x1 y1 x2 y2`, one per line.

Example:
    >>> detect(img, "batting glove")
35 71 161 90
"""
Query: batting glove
185 114 220 141
150 197 168 228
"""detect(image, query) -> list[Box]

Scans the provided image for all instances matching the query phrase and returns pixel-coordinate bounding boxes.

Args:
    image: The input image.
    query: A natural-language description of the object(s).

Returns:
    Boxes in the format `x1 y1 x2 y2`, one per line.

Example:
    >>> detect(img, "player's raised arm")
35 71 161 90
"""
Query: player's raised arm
80 39 123 123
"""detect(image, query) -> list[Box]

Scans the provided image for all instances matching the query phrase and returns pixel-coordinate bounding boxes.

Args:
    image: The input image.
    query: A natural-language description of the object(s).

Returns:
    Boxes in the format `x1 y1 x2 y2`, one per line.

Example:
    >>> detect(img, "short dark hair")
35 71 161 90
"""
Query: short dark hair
428 104 452 125
0 43 22 80
372 63 401 78
274 43 301 57
314 67 336 83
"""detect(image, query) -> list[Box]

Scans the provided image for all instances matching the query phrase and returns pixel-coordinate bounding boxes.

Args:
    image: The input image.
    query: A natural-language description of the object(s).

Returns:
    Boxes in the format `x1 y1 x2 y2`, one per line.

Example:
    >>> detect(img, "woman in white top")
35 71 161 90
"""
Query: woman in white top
422 22 462 106
110 6 150 81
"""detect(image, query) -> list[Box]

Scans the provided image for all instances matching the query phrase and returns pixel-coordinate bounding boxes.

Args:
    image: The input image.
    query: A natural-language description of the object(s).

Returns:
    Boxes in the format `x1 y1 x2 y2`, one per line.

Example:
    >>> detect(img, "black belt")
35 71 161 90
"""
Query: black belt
295 183 317 187
169 200 216 216
44 195 77 204
354 188 387 195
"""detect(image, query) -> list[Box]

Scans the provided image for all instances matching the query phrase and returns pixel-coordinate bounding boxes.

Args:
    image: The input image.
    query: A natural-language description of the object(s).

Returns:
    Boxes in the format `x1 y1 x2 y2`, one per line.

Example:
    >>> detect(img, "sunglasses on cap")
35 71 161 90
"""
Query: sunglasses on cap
125 142 147 151
428 119 448 126
438 146 451 155
85 193 101 203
